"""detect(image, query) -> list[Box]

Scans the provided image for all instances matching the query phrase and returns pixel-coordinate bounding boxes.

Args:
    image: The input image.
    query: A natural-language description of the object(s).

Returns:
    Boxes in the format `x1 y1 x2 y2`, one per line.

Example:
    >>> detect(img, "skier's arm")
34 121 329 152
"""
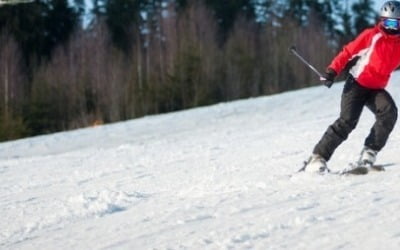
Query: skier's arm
328 28 374 75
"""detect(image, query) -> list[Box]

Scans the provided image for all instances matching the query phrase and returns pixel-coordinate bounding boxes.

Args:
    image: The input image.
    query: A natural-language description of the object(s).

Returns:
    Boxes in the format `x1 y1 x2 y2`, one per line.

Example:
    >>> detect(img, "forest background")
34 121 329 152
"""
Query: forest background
0 0 379 141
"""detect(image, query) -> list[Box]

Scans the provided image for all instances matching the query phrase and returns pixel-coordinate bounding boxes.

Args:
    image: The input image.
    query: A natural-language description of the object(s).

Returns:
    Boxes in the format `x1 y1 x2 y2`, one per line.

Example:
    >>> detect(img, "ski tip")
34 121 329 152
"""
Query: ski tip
371 165 386 171
340 166 369 175
289 45 297 52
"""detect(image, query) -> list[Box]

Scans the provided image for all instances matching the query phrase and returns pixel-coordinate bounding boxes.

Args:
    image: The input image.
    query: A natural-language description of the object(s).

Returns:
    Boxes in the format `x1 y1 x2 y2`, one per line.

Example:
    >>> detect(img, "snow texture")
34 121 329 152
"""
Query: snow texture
2 73 400 250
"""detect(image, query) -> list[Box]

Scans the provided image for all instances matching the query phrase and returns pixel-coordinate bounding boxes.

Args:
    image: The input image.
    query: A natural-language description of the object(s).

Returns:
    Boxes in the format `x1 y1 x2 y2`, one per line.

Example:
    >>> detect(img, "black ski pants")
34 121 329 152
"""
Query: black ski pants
313 76 398 161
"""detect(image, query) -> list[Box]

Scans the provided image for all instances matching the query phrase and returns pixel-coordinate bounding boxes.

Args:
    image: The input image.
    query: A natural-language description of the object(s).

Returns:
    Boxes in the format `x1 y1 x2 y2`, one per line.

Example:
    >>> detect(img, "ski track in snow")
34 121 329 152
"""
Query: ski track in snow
2 75 400 249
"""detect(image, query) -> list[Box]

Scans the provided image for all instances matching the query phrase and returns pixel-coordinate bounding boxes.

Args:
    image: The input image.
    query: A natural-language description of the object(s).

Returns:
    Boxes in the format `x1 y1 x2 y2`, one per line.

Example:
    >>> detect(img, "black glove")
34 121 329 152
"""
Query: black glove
321 68 337 88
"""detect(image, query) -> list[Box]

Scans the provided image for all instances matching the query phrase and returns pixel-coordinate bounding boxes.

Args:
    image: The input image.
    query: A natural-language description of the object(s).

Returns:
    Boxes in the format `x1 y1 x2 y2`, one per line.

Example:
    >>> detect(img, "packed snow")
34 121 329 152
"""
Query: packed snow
2 73 400 250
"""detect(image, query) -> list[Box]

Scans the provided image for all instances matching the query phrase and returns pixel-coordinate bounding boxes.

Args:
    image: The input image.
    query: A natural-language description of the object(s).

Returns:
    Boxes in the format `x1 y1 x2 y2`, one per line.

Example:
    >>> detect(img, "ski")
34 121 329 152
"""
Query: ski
369 164 386 171
338 166 369 175
298 163 392 175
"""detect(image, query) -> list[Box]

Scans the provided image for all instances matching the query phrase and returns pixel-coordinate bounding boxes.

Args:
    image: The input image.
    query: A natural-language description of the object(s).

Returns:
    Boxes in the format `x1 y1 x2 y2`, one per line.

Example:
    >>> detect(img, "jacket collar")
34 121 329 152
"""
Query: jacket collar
377 24 400 40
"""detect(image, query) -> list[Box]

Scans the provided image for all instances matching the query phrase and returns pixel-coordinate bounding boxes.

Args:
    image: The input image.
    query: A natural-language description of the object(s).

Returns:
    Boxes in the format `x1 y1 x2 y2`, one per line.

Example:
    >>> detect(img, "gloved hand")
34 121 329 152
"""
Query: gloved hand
321 68 337 88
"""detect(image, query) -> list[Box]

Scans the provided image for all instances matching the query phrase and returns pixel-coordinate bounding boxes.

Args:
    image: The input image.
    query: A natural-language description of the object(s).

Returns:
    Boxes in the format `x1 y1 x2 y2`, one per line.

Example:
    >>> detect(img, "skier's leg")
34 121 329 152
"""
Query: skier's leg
313 77 369 161
364 90 398 151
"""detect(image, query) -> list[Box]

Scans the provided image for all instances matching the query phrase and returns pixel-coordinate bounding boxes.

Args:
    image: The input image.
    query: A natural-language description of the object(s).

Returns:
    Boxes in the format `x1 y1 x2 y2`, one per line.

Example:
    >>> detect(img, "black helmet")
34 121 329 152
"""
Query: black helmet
380 1 400 19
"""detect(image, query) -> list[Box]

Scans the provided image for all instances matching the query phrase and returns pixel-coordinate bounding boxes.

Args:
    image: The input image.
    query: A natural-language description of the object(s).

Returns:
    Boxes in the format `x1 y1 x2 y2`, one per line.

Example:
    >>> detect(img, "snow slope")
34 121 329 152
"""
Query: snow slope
2 73 400 250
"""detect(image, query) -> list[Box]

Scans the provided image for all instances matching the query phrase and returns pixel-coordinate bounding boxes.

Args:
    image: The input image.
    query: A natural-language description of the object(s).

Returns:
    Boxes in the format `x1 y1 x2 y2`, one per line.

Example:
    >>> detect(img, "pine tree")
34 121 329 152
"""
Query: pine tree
285 0 309 26
103 0 143 52
203 0 254 41
0 0 79 65
339 0 355 46
352 0 376 34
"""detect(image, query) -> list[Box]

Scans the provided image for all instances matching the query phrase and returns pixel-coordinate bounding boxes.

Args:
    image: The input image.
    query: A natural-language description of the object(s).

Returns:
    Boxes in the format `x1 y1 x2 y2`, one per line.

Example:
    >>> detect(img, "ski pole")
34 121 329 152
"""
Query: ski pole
289 46 332 88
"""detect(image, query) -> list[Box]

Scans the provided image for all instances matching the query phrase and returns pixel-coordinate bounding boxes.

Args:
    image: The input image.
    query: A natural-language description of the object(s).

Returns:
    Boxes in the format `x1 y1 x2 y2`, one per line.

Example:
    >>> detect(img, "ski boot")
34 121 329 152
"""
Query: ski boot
359 146 378 166
345 147 381 174
300 154 329 173
358 146 384 171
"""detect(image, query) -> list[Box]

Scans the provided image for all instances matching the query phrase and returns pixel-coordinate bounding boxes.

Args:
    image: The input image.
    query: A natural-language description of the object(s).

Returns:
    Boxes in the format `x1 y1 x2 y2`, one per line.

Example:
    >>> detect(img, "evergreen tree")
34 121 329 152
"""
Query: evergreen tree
103 0 144 52
285 0 309 25
0 0 79 65
203 0 255 41
174 0 188 9
284 0 341 38
43 1 79 57
352 0 376 34
339 0 355 46
252 0 274 22
313 0 342 38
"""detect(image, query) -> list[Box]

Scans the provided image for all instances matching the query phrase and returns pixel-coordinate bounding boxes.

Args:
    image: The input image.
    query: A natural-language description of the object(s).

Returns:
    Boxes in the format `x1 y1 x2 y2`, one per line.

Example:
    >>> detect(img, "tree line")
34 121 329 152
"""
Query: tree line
0 0 377 141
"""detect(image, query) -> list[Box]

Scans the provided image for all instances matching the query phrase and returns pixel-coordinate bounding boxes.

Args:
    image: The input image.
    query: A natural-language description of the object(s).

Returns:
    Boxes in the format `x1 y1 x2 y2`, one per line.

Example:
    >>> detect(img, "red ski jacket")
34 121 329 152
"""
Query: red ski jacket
329 25 400 89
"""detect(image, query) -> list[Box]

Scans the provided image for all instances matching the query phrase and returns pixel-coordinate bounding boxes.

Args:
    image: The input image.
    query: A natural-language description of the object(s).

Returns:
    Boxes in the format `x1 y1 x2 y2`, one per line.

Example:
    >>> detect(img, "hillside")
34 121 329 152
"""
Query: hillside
1 73 400 249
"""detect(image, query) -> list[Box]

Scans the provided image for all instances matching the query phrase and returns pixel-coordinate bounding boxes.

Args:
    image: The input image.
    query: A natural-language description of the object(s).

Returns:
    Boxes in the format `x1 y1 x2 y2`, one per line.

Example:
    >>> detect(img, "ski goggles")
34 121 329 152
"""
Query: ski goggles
382 18 400 30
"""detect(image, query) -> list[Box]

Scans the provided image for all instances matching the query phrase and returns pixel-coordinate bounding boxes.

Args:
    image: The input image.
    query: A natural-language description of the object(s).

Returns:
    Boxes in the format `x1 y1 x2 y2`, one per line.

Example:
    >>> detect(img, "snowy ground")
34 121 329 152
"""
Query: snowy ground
2 73 400 250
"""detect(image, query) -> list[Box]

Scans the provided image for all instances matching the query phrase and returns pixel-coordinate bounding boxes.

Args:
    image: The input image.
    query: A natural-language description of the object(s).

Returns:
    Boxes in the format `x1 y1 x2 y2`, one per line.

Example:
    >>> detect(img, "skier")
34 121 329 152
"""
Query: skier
304 1 400 172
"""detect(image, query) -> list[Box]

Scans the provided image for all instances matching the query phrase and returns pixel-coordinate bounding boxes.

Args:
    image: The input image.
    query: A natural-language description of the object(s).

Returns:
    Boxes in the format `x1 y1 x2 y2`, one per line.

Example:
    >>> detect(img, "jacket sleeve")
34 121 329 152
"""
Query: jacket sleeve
328 28 374 75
